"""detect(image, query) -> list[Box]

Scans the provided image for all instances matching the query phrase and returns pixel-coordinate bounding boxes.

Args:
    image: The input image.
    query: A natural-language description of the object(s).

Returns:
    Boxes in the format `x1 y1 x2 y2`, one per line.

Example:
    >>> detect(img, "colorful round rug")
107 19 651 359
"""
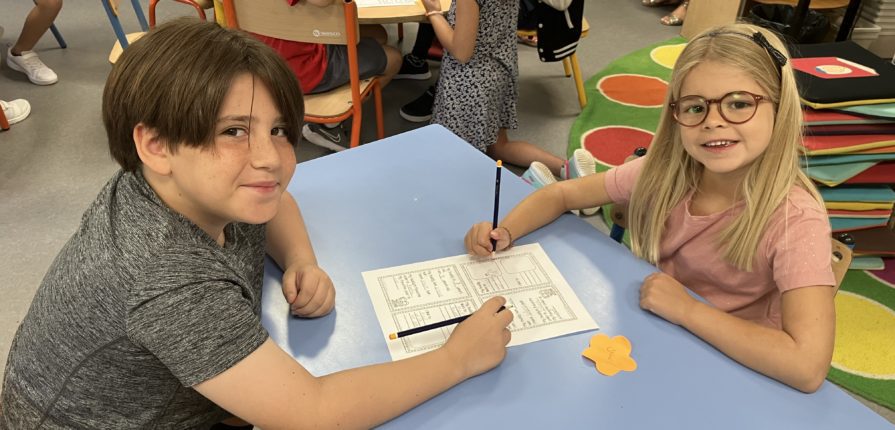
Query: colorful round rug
829 261 895 409
568 37 895 411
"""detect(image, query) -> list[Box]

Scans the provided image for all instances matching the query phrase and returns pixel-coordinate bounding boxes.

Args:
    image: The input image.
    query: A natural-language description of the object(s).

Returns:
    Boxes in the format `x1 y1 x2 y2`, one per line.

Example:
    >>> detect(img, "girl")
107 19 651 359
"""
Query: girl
465 23 836 393
422 0 567 177
2 19 512 429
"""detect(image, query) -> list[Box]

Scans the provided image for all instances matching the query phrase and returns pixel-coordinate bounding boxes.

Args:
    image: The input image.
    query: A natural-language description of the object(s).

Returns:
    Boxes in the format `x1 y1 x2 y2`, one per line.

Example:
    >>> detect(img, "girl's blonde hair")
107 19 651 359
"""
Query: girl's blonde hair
627 23 823 271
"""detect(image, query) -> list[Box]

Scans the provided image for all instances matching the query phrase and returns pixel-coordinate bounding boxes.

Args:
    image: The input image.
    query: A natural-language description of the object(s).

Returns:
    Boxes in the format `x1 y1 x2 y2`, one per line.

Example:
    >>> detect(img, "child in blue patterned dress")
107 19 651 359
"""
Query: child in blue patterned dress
422 0 572 179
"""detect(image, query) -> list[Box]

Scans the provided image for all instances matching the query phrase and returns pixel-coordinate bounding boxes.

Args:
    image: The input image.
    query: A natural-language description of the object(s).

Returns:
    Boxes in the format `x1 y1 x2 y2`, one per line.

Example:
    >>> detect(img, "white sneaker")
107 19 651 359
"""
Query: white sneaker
301 123 347 152
521 161 558 188
7 47 58 85
1 99 32 125
560 149 599 216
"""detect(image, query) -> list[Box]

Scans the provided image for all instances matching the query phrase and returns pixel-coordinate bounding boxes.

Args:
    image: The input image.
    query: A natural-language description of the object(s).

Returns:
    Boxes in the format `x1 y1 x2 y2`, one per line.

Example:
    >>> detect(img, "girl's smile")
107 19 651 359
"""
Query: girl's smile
677 60 775 181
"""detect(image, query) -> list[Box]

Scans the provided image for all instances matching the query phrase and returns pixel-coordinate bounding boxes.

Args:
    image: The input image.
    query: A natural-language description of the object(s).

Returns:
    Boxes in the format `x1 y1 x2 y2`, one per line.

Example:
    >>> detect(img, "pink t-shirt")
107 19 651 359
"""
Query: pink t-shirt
604 157 836 329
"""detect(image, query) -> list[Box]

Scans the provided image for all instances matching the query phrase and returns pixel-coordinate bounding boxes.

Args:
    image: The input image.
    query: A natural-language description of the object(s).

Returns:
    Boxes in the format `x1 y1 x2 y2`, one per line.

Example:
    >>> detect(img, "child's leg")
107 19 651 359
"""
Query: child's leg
487 129 565 176
360 24 388 45
377 45 402 87
410 24 436 59
12 0 62 54
359 25 401 87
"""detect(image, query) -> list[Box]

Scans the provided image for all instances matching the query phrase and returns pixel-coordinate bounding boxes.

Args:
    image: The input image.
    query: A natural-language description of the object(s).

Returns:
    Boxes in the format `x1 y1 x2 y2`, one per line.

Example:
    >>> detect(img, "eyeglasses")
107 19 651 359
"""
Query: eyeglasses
669 91 769 127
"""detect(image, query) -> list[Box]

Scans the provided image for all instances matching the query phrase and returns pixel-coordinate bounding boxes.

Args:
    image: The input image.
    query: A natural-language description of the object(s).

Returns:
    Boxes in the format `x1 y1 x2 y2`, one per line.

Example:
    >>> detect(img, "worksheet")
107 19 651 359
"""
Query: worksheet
355 0 417 8
362 243 599 361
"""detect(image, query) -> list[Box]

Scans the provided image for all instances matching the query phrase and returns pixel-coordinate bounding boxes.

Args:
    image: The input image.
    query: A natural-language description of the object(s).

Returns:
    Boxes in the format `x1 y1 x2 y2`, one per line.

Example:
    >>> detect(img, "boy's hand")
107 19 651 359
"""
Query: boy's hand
442 296 513 379
465 222 512 256
282 264 335 318
639 272 697 326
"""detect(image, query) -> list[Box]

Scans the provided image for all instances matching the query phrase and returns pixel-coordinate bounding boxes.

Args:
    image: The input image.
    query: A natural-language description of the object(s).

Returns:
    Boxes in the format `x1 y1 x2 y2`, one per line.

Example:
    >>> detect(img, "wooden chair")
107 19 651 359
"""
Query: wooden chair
103 0 148 63
830 237 852 291
517 18 589 109
749 0 851 41
149 0 216 28
223 0 384 149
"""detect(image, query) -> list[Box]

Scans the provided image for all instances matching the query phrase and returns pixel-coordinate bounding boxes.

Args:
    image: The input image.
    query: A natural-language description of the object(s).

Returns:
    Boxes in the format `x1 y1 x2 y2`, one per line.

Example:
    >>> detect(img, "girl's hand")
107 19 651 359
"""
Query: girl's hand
639 272 697 326
442 296 513 379
464 222 512 256
421 0 442 14
282 264 336 318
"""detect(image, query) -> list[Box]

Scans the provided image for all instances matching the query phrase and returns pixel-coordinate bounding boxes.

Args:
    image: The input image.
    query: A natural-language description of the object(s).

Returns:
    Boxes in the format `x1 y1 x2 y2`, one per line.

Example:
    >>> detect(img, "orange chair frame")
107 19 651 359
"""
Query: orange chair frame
0 106 9 131
149 0 209 27
222 0 383 148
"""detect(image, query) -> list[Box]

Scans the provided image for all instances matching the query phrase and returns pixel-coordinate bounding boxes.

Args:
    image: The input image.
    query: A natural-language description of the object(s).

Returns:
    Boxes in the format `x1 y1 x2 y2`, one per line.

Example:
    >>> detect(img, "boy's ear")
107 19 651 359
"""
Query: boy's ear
133 123 172 176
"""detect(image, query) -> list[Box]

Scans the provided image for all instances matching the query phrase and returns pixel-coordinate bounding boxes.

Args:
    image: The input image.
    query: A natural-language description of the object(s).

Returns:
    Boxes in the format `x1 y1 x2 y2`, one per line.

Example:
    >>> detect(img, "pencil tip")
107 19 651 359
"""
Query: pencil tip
388 333 397 340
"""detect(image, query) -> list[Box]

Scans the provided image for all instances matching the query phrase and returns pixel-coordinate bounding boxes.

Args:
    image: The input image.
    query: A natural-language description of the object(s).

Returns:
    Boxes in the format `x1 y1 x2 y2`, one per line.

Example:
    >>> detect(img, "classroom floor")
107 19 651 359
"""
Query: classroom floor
1 0 892 425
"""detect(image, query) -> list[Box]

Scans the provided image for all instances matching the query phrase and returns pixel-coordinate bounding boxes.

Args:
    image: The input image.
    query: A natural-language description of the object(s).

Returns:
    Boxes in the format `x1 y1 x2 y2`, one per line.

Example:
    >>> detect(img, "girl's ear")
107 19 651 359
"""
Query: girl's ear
133 123 172 176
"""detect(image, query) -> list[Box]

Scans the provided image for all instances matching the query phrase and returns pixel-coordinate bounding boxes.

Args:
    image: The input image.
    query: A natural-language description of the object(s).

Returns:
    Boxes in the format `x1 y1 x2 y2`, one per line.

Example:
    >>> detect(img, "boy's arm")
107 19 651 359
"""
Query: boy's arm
423 0 478 63
467 171 615 255
266 192 316 269
640 274 835 393
266 191 334 317
194 297 513 429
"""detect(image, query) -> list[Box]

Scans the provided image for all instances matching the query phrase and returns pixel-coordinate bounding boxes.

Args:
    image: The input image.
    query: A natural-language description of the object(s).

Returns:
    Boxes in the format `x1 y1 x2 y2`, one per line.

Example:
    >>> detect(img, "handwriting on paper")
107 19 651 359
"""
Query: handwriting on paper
363 243 599 361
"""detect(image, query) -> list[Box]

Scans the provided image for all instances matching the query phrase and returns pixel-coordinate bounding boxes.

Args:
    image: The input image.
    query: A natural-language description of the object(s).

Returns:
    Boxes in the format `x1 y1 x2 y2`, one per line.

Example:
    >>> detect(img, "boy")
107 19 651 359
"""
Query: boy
1 18 512 429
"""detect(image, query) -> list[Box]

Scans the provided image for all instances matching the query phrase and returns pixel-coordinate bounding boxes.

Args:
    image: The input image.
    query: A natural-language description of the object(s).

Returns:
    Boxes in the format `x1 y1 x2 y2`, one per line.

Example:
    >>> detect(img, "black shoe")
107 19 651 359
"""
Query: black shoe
302 123 347 152
400 86 436 123
394 54 431 80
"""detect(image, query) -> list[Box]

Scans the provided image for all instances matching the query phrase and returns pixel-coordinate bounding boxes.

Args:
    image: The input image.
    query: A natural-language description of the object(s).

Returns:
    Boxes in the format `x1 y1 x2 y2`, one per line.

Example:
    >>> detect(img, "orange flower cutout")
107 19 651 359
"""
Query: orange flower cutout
582 334 637 376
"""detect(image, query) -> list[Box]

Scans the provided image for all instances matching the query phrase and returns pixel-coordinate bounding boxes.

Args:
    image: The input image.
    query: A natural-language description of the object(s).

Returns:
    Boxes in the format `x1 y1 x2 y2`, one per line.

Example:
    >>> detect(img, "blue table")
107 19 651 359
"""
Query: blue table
261 125 892 429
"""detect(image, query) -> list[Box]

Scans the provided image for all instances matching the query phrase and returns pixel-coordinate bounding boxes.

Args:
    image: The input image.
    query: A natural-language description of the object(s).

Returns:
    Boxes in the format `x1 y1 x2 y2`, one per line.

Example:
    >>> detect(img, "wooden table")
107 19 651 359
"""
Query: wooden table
357 0 451 24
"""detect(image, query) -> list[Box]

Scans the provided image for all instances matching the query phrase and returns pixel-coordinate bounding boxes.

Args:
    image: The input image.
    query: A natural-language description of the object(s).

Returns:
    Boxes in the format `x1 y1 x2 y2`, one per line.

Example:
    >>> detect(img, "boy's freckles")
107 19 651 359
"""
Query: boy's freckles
153 73 295 237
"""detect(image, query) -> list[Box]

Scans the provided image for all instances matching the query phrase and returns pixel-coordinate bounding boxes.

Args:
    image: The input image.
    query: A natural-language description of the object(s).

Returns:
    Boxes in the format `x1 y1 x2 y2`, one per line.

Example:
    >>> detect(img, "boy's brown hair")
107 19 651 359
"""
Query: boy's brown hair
103 17 304 172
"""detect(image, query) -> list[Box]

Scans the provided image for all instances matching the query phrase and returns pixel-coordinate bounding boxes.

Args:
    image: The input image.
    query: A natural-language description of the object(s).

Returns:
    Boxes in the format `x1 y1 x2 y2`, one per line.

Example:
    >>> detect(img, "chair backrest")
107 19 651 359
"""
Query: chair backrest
830 238 853 292
535 0 584 62
223 0 358 47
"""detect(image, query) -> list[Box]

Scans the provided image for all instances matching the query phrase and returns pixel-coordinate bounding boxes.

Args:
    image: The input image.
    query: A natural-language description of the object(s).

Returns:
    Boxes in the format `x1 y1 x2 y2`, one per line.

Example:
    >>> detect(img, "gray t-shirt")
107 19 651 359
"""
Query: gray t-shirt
1 170 269 429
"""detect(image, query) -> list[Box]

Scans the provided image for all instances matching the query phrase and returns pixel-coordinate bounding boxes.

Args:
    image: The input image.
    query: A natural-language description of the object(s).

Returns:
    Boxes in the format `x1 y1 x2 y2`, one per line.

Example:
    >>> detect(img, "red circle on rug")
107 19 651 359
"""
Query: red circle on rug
582 126 654 168
598 74 668 108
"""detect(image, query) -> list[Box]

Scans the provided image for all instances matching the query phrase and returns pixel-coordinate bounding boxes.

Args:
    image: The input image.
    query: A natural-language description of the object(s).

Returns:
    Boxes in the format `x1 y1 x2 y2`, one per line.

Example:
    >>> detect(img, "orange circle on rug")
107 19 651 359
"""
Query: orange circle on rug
598 74 668 108
582 126 654 168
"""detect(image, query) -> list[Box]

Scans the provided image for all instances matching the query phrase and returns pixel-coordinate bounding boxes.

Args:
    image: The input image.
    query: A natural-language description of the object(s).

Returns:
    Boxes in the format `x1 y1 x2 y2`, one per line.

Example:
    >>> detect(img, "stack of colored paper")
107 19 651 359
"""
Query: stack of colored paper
793 42 895 267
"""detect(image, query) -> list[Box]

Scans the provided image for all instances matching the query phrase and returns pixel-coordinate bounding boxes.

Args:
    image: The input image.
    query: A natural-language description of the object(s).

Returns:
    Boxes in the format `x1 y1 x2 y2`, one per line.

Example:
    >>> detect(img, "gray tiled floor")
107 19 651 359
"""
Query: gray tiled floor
0 0 892 425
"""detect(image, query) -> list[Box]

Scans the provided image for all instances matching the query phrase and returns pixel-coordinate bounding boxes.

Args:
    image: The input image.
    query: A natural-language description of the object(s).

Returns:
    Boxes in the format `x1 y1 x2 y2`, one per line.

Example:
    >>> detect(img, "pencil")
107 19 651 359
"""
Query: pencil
491 160 503 251
388 306 507 340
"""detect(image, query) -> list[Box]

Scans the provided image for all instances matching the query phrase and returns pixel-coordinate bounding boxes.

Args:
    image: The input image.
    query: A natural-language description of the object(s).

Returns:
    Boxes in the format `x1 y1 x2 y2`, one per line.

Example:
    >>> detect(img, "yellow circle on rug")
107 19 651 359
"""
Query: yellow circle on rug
650 44 686 69
831 291 895 379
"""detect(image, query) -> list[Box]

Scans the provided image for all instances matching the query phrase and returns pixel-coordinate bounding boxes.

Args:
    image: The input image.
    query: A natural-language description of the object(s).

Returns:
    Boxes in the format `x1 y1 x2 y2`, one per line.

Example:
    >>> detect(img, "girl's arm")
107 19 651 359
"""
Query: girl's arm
265 192 335 317
640 274 835 393
466 171 615 255
194 297 513 429
423 0 479 63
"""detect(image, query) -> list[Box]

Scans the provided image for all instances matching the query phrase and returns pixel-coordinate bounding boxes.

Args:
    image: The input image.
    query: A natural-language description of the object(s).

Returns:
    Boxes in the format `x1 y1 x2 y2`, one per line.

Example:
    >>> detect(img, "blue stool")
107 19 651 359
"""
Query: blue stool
101 0 148 50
